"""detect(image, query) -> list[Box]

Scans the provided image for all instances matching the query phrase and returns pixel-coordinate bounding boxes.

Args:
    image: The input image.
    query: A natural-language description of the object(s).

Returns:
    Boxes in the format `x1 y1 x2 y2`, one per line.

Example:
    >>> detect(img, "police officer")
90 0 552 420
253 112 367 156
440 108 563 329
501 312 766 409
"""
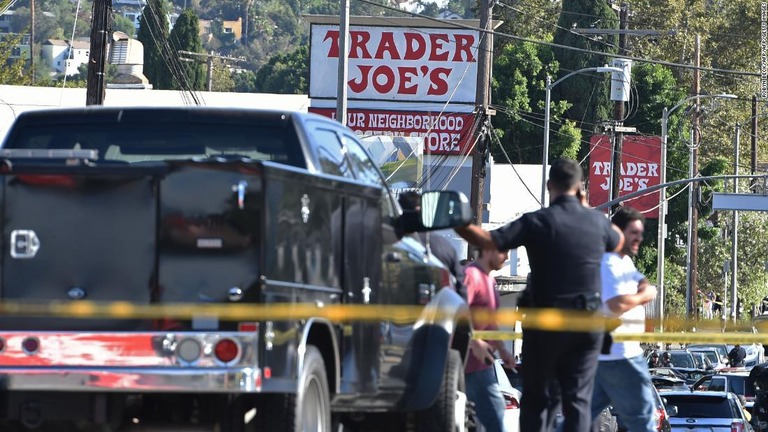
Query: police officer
398 189 466 298
455 158 623 432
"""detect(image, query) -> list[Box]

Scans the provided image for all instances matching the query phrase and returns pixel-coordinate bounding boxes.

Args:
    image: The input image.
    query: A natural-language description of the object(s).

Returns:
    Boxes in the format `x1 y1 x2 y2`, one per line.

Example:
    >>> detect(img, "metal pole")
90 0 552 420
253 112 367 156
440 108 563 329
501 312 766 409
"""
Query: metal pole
335 0 350 125
541 76 551 208
685 127 694 316
657 107 668 329
731 123 740 322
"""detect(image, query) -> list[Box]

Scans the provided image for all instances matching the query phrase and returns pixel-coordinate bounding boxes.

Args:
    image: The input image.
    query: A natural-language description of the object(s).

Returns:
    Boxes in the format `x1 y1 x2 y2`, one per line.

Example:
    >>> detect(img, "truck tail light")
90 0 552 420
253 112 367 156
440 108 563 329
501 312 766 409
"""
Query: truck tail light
732 420 746 432
214 339 239 363
655 406 666 431
503 392 519 409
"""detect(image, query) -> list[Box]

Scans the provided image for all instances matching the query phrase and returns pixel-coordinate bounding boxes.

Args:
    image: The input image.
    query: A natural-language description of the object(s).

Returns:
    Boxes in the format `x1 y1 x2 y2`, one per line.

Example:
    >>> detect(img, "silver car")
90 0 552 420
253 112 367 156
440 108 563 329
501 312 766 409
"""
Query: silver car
662 390 754 431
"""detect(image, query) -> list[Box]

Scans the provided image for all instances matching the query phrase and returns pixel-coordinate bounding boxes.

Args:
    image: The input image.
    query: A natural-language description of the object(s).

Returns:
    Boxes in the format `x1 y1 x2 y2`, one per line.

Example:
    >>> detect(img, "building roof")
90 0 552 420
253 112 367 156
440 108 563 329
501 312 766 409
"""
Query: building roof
44 39 69 46
71 40 89 49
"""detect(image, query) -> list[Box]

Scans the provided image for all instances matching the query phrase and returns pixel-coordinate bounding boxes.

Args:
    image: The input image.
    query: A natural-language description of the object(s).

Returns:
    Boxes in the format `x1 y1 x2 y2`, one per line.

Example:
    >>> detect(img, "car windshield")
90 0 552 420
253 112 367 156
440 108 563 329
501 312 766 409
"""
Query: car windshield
670 352 695 368
663 395 736 418
690 350 719 364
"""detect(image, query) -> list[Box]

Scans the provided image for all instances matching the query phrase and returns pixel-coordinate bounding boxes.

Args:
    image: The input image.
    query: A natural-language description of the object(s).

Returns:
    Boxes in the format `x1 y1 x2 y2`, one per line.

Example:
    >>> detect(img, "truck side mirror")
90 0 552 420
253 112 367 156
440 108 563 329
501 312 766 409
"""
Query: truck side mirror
419 191 472 230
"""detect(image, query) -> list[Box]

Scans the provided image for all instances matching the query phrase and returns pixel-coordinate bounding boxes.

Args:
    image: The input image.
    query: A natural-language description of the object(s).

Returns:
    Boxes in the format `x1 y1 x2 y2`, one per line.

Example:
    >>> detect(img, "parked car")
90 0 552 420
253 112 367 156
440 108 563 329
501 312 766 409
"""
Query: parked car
688 344 730 365
728 343 766 368
691 351 716 370
651 375 690 392
662 390 754 431
689 347 728 370
648 350 697 369
692 371 757 413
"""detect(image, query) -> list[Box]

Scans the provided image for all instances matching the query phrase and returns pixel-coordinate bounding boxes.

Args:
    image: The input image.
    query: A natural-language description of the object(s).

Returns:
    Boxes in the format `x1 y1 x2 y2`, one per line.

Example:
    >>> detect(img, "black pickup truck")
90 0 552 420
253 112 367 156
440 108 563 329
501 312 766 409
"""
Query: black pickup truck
0 107 473 431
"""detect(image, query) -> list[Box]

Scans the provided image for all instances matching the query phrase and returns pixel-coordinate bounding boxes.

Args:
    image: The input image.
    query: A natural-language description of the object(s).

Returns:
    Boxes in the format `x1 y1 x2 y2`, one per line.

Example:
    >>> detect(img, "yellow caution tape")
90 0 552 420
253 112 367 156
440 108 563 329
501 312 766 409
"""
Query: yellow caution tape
0 300 765 344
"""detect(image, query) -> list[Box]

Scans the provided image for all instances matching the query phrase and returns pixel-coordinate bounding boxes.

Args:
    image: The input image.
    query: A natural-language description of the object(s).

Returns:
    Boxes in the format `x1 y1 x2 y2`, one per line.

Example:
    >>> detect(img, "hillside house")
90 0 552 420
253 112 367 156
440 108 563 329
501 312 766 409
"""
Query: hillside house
41 39 89 76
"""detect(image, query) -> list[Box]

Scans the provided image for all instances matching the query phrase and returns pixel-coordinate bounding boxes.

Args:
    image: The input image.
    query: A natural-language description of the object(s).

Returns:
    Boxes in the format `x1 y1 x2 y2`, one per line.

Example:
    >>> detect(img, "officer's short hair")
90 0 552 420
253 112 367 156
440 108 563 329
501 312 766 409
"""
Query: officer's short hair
611 206 645 230
548 158 583 192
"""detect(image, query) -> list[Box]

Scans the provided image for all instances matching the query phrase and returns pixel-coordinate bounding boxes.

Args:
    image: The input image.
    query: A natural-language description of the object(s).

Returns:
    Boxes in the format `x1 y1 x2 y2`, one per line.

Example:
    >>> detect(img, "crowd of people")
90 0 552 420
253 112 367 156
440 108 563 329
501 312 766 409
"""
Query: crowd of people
404 158 759 431
401 158 679 431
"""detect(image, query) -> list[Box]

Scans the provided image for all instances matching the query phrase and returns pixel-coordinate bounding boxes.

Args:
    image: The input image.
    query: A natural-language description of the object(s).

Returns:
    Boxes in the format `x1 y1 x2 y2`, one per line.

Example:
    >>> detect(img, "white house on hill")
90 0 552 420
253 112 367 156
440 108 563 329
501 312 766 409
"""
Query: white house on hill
41 39 90 76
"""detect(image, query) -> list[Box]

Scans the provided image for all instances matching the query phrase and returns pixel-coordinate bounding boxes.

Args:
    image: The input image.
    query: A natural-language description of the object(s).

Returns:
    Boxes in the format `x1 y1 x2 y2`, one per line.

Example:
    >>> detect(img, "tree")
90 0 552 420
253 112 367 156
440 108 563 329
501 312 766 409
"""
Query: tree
169 9 206 90
552 0 618 153
113 14 136 37
0 33 31 85
137 0 172 89
491 40 569 164
253 45 308 94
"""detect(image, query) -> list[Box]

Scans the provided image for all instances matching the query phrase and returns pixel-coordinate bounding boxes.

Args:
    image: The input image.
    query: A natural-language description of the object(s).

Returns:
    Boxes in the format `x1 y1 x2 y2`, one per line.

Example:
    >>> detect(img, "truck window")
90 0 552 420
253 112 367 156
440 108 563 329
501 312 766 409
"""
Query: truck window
311 129 351 178
6 123 304 168
709 377 726 392
342 134 397 220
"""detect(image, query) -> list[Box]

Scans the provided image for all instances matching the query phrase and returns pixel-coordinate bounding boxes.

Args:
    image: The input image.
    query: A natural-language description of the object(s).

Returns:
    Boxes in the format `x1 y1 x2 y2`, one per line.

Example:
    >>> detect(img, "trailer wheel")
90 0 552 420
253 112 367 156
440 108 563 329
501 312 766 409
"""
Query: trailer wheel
415 349 465 432
255 346 331 432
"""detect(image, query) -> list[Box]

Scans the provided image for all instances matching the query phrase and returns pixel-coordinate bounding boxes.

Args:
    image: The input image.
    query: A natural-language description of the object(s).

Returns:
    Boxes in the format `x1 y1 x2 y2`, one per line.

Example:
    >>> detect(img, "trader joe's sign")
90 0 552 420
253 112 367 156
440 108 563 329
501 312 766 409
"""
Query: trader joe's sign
588 135 662 218
310 24 479 103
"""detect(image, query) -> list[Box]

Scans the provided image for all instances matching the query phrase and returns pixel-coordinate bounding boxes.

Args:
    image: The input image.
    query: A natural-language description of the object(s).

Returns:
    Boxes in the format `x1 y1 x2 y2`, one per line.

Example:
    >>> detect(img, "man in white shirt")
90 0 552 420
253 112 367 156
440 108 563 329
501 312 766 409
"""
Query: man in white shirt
590 207 658 431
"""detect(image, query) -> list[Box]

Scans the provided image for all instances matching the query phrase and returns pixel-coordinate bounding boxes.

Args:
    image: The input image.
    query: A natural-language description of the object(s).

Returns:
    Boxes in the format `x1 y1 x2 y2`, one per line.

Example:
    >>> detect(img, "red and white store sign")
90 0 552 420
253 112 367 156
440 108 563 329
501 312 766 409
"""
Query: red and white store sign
309 108 476 155
588 135 662 218
310 25 479 103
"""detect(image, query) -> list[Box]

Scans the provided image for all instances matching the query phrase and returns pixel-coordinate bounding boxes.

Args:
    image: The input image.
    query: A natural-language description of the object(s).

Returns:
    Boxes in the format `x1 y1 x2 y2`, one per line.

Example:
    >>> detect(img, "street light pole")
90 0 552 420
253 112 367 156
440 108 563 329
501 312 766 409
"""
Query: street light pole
656 93 736 328
541 66 624 208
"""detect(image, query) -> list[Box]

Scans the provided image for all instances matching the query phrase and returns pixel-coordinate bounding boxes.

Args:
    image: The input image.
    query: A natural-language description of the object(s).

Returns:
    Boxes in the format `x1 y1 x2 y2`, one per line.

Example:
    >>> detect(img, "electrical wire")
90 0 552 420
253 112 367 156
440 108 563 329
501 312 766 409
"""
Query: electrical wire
59 0 83 101
355 0 761 78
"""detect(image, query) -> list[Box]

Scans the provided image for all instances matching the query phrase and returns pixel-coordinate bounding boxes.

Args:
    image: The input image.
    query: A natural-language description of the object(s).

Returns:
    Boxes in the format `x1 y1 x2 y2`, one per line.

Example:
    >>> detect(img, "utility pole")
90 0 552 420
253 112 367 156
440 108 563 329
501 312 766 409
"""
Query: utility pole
178 50 242 91
731 123 740 323
29 0 34 84
689 34 701 318
468 0 493 249
335 0 350 126
610 3 629 210
86 0 112 105
752 95 758 193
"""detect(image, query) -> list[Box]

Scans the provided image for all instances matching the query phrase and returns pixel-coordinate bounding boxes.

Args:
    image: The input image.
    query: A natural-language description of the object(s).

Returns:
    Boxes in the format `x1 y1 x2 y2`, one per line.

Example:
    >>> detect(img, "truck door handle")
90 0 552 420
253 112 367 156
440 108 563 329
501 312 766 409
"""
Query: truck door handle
385 252 402 263
231 180 248 210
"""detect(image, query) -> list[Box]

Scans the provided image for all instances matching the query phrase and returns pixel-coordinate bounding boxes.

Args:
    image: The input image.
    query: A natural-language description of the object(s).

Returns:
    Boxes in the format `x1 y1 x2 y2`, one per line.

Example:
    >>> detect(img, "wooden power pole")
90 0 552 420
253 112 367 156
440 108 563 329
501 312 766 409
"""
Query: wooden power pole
86 0 112 105
468 0 493 258
689 34 701 317
29 0 34 84
610 3 629 210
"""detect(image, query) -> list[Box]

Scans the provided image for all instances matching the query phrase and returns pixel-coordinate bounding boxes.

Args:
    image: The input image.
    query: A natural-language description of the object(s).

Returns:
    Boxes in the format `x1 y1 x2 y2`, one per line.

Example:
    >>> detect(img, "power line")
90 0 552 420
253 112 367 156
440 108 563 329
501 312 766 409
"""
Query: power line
354 0 761 78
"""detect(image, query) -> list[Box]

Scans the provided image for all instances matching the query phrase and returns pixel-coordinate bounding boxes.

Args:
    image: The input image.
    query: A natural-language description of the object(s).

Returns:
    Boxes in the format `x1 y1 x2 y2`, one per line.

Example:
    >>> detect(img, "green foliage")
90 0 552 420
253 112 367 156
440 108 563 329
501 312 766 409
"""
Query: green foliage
253 45 308 94
552 0 618 137
552 119 581 160
169 9 206 90
491 41 566 164
0 33 30 85
231 69 256 92
137 0 172 89
113 14 136 38
211 59 234 91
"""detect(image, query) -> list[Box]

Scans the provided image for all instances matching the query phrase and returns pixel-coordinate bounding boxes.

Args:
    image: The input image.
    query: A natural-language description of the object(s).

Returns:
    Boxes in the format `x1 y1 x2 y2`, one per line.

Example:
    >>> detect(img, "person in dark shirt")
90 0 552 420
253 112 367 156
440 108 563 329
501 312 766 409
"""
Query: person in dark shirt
455 158 624 432
398 190 466 298
728 344 747 367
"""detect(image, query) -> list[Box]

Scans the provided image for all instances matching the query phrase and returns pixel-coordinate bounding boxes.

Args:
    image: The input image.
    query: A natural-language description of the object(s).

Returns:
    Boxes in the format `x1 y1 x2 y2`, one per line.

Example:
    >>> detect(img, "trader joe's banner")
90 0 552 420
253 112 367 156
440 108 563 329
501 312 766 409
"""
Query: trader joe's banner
588 135 662 218
310 24 479 103
309 108 476 155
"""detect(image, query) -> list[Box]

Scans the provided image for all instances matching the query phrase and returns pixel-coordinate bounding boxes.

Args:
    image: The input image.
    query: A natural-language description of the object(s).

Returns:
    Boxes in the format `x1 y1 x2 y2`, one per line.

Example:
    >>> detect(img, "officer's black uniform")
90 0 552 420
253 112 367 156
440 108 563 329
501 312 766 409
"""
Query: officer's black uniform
417 231 466 298
490 194 620 432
